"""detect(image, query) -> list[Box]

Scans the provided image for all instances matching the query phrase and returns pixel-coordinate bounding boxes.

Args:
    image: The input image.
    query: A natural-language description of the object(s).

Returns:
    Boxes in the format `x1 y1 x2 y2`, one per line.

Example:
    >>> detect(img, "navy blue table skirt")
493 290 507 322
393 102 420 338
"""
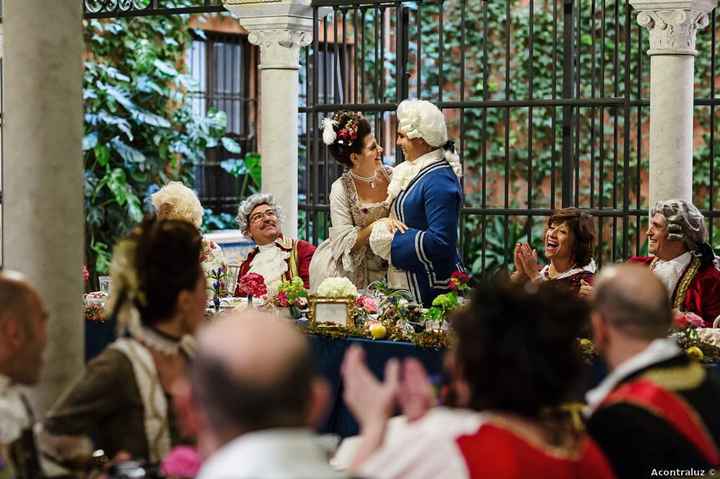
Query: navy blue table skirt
308 334 446 438
86 322 720 440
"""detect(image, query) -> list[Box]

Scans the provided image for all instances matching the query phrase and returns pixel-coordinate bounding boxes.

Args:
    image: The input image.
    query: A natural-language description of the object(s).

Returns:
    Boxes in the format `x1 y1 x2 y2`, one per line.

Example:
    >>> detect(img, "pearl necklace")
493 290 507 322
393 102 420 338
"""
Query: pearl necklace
349 168 380 189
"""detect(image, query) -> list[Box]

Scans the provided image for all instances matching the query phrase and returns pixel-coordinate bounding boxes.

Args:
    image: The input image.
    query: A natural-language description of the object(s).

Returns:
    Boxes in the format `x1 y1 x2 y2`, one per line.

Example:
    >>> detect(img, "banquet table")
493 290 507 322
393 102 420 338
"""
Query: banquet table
84 315 720 440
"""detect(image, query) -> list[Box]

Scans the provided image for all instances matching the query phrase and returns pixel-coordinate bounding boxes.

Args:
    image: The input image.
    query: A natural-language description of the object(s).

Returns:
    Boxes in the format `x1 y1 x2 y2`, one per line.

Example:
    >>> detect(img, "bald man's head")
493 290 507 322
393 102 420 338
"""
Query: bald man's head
593 264 672 340
0 272 37 331
191 311 315 436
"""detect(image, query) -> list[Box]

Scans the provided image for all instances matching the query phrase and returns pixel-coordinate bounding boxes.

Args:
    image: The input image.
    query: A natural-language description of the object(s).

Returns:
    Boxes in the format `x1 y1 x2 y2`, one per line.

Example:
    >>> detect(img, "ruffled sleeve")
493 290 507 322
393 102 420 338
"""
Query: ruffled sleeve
327 179 363 272
369 221 394 261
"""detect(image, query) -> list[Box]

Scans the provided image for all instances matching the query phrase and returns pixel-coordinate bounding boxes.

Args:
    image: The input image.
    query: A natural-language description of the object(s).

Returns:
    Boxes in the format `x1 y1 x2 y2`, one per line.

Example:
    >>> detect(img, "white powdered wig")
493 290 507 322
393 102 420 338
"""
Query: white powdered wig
236 192 284 234
651 199 707 250
397 99 448 147
151 181 204 229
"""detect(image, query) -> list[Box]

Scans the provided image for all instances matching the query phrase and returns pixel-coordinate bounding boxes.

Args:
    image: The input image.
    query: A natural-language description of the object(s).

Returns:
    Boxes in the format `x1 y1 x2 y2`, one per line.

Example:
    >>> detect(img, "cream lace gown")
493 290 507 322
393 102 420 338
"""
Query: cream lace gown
309 167 392 292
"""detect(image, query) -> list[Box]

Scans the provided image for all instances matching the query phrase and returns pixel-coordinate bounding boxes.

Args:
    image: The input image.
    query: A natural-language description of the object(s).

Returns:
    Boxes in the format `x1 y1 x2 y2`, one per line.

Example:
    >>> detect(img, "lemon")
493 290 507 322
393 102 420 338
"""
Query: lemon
370 324 387 340
686 346 704 361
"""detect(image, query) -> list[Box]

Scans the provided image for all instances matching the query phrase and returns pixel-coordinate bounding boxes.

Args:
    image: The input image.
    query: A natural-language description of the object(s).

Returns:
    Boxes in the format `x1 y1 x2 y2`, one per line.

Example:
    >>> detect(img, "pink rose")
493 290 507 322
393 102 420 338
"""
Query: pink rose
161 446 201 478
356 295 378 314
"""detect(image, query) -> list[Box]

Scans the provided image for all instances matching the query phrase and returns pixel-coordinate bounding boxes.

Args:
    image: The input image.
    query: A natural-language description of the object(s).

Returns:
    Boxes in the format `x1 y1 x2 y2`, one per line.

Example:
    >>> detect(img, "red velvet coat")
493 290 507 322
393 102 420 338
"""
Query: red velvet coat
629 255 720 326
234 237 316 295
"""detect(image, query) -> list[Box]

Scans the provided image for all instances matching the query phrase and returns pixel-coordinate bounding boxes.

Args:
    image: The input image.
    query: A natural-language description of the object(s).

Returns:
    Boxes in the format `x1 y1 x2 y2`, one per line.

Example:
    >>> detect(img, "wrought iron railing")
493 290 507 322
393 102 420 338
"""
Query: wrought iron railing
299 0 720 275
83 0 224 19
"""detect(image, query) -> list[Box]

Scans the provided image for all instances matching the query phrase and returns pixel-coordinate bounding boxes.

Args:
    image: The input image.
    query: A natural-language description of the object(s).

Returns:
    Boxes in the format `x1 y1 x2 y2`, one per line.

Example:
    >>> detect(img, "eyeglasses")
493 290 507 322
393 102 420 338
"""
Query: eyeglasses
250 209 277 223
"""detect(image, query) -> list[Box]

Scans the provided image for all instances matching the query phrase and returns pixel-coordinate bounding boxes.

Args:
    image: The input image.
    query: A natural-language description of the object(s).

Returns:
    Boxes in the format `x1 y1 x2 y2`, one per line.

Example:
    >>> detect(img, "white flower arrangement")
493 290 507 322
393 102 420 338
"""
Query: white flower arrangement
316 277 358 298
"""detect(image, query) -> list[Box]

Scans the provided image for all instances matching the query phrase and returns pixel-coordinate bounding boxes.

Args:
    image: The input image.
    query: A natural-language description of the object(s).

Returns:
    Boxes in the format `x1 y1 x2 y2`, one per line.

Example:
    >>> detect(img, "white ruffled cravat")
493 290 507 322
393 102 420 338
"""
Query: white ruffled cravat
249 242 290 293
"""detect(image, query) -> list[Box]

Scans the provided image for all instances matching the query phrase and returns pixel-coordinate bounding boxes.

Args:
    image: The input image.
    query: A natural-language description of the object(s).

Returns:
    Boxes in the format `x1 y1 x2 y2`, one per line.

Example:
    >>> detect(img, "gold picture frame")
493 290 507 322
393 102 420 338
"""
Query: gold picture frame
309 296 355 327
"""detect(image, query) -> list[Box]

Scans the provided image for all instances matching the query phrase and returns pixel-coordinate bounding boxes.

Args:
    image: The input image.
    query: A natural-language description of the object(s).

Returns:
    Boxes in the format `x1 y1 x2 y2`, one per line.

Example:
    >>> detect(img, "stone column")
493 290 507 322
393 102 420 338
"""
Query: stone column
630 0 717 204
4 0 84 414
224 0 327 239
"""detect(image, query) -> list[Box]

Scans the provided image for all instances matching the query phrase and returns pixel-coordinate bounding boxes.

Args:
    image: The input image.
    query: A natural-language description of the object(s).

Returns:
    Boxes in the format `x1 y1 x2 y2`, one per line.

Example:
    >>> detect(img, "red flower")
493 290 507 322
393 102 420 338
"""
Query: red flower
237 272 267 298
674 311 706 329
277 291 290 307
449 270 471 290
82 265 89 283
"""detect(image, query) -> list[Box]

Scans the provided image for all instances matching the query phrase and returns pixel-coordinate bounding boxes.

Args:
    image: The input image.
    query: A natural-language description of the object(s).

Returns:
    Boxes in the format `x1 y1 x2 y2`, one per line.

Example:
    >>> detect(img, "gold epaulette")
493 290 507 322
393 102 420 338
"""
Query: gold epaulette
641 361 706 391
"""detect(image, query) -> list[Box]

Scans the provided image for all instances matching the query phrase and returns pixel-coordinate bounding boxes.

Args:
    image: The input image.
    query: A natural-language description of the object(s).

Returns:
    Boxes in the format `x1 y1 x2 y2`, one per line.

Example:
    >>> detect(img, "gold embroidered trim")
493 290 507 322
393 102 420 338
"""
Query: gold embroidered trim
672 257 701 311
484 414 582 460
641 361 706 391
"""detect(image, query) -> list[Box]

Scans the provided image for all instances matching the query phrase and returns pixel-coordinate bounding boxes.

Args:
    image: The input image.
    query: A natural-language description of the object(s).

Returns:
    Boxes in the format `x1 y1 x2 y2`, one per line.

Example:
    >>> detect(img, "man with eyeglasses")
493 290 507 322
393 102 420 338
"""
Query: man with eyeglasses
234 193 316 295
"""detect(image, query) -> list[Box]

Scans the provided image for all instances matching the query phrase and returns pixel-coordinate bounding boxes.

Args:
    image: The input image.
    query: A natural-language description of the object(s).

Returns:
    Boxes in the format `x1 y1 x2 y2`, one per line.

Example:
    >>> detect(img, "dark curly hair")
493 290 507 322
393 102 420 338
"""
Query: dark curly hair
451 280 588 419
131 216 203 326
326 111 372 168
547 208 595 267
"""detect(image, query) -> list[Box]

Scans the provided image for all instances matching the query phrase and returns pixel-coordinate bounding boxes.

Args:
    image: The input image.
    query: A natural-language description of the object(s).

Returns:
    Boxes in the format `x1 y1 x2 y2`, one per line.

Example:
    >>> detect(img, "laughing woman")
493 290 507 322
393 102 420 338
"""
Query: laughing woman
309 111 405 291
512 208 596 297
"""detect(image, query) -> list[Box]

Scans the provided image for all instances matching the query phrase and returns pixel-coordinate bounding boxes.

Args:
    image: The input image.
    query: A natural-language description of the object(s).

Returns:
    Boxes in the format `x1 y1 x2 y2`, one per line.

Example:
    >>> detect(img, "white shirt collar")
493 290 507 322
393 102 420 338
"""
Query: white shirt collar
585 338 681 412
0 373 31 444
651 251 692 296
197 428 343 479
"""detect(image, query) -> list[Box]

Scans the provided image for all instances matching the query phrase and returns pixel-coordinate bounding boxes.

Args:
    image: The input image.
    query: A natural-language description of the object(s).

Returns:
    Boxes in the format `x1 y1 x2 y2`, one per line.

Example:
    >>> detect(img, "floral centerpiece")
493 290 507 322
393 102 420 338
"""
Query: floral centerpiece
271 277 309 319
237 272 267 304
422 271 471 329
84 291 108 322
673 310 720 362
209 266 227 311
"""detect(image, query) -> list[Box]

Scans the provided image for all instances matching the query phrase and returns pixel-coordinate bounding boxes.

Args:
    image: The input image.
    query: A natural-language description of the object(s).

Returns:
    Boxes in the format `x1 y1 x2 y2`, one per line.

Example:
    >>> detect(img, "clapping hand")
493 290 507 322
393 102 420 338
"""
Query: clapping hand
398 358 436 422
341 345 400 431
514 243 540 281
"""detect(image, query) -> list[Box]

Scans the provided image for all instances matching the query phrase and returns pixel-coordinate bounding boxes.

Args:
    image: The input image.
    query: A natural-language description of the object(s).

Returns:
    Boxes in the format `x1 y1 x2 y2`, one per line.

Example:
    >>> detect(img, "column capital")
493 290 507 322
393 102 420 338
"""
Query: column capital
223 1 329 70
630 0 718 55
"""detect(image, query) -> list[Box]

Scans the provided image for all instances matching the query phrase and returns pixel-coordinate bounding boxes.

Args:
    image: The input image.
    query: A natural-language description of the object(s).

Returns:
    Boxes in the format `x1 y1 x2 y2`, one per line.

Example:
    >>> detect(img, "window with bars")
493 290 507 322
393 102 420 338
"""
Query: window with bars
186 32 255 216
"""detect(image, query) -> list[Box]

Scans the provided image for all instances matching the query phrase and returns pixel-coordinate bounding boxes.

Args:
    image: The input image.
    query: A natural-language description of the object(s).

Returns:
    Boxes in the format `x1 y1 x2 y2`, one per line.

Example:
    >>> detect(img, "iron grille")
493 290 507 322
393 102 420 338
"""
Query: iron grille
299 0 720 276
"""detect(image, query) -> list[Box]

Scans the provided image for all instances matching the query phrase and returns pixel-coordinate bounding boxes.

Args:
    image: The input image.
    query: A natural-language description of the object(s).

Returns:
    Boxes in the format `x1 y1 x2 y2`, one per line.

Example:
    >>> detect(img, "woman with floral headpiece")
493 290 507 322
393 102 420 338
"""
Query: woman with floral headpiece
309 112 406 291
42 217 206 467
368 100 465 307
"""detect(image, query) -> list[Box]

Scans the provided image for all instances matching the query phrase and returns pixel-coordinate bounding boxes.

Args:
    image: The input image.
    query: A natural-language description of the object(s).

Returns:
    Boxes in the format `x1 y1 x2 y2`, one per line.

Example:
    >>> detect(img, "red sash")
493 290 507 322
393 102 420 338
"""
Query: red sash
601 378 720 464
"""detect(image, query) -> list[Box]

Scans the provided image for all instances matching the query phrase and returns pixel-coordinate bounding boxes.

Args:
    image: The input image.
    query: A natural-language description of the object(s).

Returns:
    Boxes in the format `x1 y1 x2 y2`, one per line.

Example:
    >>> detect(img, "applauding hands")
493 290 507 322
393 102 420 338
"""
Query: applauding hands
513 242 541 282
340 346 437 470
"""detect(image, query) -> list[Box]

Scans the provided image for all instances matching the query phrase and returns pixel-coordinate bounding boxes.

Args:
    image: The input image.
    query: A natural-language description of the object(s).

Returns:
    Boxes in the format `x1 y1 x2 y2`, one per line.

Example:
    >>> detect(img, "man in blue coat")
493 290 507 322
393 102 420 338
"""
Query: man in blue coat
370 99 464 306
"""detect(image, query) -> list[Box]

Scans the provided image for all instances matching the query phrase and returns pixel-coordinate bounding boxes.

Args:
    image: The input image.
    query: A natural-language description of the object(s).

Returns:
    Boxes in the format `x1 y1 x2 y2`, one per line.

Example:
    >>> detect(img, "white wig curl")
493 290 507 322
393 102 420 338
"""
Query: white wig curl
397 99 448 147
152 181 204 229
236 193 283 234
651 199 706 250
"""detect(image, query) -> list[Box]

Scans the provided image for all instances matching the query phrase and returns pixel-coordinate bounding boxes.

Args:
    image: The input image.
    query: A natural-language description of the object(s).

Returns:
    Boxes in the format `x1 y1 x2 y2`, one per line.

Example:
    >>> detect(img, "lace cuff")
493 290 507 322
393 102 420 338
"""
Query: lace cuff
369 221 395 261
